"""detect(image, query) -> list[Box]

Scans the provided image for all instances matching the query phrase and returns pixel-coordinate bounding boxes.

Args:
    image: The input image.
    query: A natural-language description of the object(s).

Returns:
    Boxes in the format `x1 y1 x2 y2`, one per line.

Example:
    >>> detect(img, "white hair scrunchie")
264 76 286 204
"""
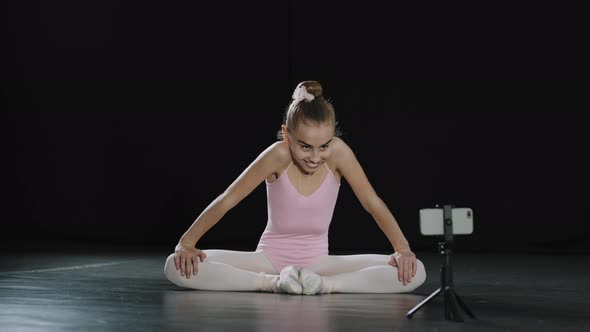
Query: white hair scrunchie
292 85 315 103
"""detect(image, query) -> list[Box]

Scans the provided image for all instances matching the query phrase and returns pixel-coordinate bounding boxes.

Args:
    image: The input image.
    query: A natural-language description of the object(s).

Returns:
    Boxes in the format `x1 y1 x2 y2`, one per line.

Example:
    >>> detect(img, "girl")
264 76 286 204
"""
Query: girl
164 81 426 295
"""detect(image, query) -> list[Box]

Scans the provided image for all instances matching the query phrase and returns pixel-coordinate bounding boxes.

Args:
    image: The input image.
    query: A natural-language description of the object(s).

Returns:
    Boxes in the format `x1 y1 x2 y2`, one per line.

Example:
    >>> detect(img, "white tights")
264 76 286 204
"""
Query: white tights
163 249 426 294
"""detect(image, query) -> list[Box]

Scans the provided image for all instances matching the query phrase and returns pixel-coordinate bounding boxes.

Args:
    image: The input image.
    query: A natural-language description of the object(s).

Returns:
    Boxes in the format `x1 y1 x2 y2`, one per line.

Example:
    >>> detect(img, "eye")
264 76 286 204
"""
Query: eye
320 144 329 150
301 145 311 151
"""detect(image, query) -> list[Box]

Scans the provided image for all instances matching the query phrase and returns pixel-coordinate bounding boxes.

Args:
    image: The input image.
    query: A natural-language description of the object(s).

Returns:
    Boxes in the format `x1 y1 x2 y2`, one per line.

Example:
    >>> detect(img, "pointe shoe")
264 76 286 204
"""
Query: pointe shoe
277 266 302 294
298 268 322 295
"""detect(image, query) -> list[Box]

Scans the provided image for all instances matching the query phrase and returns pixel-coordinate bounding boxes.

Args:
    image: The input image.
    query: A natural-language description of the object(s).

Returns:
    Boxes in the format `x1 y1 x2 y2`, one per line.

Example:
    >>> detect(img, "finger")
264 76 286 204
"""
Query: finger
404 261 411 284
388 256 396 267
397 262 403 283
174 254 179 270
180 255 186 276
399 262 406 285
185 260 192 279
412 259 417 277
191 256 198 275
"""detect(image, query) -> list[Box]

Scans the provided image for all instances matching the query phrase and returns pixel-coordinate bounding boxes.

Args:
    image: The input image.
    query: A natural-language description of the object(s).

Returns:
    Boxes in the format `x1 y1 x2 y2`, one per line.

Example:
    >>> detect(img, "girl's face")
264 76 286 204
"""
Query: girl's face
283 121 335 174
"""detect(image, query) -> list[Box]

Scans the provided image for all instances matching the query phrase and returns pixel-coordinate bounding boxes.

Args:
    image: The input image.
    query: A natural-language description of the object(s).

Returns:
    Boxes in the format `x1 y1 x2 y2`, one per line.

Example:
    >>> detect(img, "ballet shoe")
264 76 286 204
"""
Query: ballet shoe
298 268 322 295
277 265 302 295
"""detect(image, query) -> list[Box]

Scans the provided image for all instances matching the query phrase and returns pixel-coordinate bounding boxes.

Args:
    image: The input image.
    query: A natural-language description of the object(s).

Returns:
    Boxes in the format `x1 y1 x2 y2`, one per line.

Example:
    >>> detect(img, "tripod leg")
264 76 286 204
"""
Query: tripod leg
445 287 464 322
453 290 476 319
406 288 442 318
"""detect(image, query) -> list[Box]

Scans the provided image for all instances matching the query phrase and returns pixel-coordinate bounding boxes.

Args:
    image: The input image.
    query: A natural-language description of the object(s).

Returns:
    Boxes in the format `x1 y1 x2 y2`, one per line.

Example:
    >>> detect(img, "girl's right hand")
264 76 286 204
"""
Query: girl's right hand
174 242 207 279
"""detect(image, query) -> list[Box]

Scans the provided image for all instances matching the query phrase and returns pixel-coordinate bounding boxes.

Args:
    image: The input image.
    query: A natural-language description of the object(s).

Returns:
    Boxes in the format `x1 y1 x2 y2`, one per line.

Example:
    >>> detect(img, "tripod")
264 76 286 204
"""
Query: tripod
406 205 476 321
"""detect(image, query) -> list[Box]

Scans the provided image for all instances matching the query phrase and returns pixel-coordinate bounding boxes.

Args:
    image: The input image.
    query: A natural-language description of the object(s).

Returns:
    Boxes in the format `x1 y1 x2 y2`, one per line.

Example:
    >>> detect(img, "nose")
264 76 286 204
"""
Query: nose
310 150 321 163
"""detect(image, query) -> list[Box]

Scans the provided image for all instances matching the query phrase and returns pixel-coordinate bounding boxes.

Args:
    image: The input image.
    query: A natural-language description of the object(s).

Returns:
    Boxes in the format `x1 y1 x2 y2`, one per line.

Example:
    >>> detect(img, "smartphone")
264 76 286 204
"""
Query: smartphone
419 208 474 236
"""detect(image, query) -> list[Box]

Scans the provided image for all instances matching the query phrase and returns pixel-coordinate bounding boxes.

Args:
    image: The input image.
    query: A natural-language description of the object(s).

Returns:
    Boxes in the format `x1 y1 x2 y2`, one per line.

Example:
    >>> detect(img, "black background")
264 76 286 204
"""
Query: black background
3 1 588 254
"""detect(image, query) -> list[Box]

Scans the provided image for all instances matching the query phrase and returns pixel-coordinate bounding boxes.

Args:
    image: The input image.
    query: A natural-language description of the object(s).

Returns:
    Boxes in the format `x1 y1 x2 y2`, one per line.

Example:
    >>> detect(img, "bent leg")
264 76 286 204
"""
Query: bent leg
307 254 426 293
163 250 279 292
307 254 394 276
200 249 279 274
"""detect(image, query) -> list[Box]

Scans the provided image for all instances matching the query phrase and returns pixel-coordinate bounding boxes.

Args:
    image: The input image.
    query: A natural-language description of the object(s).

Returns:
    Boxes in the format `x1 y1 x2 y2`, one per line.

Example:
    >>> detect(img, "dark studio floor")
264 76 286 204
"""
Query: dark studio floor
1 246 589 332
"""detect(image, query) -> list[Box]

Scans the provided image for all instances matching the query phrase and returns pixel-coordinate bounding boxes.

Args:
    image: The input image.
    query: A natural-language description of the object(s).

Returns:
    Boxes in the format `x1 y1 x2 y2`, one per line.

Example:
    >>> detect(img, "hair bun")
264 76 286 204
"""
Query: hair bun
298 81 323 99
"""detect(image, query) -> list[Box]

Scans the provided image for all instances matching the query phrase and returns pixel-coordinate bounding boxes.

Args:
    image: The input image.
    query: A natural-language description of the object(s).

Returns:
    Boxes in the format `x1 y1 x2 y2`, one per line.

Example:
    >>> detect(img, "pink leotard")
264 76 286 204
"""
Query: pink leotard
256 162 340 272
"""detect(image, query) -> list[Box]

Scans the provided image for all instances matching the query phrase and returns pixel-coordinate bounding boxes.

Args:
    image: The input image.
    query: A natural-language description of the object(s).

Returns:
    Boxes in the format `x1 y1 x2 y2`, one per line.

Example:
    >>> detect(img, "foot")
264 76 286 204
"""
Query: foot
298 268 322 295
277 266 302 294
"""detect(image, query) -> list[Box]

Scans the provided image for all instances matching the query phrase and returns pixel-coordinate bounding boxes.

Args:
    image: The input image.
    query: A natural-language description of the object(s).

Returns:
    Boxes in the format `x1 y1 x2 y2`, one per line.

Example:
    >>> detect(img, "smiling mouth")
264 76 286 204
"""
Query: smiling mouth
305 160 321 168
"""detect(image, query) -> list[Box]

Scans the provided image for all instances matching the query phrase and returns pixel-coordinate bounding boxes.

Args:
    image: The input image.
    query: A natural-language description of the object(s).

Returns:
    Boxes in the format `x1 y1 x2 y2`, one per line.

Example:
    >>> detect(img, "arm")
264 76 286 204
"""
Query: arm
180 142 282 247
334 140 409 251
333 139 416 284
173 142 282 279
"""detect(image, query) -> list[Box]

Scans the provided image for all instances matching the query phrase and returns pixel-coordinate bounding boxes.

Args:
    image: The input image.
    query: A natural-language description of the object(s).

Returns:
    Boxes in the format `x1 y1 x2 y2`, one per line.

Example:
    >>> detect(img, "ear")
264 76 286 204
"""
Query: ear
281 125 289 144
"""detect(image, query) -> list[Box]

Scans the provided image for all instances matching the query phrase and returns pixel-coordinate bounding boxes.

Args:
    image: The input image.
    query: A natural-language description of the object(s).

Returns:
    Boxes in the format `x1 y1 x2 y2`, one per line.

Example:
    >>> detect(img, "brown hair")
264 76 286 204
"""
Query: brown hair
277 81 341 140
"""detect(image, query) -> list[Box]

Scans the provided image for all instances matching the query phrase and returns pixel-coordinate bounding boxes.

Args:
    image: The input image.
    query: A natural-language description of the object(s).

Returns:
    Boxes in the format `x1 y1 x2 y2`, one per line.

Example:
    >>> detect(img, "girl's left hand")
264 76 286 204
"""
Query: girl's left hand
388 248 417 285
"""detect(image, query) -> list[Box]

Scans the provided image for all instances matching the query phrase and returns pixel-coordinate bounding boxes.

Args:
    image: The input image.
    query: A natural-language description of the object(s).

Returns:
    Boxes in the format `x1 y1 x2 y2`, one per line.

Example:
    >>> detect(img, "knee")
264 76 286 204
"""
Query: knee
398 259 426 293
163 253 184 287
412 259 427 288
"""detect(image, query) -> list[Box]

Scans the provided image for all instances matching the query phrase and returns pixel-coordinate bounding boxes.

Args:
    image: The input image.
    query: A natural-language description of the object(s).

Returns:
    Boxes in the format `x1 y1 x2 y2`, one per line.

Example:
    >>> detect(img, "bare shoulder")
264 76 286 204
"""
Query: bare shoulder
265 141 291 162
327 137 355 178
263 141 292 181
330 137 355 163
